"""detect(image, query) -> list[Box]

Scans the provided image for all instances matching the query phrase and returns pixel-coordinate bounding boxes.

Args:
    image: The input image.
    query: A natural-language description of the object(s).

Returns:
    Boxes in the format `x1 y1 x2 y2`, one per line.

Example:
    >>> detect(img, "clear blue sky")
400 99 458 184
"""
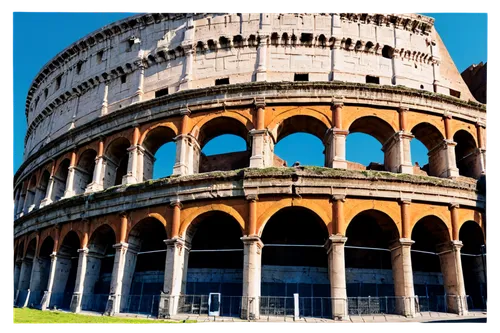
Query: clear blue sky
13 13 487 178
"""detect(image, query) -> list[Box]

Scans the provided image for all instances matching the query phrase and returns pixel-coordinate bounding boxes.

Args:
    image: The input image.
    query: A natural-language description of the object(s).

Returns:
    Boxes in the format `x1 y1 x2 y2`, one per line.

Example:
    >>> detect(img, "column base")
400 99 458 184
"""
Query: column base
240 296 259 320
39 198 53 208
62 190 76 199
158 294 177 319
400 164 414 175
255 71 267 82
446 295 468 316
122 174 137 185
27 204 36 213
104 294 120 316
40 291 51 311
331 160 347 169
70 293 82 313
85 182 103 194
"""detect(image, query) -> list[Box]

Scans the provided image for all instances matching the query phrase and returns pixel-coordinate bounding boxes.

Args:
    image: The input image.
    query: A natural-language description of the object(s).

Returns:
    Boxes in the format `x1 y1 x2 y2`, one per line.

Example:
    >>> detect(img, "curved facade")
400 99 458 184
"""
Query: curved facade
14 13 486 320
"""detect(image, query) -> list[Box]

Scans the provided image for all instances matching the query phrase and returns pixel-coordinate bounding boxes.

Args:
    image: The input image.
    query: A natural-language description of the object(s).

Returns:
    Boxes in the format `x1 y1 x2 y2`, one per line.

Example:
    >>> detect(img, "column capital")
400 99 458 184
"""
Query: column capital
254 97 266 109
437 240 463 254
443 111 453 120
240 236 264 248
398 198 411 205
327 234 348 244
164 237 190 250
77 248 89 254
398 105 410 112
170 199 183 209
389 238 415 250
331 97 344 108
118 211 128 219
331 194 346 202
246 194 259 201
475 120 486 129
112 242 129 250
179 106 191 116
449 203 460 210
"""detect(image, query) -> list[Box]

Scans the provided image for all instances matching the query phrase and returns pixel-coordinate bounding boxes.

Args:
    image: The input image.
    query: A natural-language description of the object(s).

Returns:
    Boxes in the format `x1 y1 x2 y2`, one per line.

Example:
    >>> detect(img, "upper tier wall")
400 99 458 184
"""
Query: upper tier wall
23 13 477 161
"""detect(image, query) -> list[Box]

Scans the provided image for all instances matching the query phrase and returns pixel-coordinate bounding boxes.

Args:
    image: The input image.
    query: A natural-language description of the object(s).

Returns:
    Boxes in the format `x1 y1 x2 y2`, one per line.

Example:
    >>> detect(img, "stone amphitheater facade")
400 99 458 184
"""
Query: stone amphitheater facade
14 13 486 320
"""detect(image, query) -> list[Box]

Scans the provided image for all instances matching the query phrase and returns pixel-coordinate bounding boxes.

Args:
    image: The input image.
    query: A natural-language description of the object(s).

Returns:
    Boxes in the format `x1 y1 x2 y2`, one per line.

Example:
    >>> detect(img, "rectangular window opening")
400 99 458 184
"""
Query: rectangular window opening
450 89 461 98
155 88 169 98
215 78 230 85
120 74 127 84
294 73 309 82
56 75 62 90
97 50 104 64
366 75 380 84
76 62 83 74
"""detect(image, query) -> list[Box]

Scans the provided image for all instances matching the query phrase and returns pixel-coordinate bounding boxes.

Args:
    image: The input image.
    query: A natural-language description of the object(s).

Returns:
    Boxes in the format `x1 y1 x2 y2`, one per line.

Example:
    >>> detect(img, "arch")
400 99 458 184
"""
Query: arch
51 158 70 202
24 174 38 211
39 236 54 257
104 137 131 187
459 221 485 254
411 215 451 247
346 209 400 242
35 170 51 207
58 230 81 255
129 212 168 232
454 129 479 178
127 216 168 249
257 199 331 237
344 200 401 237
348 116 396 145
180 204 245 239
75 149 97 194
140 125 177 156
411 122 445 151
194 115 252 150
88 224 117 255
268 107 332 142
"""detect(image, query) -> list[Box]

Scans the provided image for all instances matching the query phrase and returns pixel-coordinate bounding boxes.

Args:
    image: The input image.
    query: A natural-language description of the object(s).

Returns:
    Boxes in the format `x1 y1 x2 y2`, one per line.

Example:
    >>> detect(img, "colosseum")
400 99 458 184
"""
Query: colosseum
13 13 486 321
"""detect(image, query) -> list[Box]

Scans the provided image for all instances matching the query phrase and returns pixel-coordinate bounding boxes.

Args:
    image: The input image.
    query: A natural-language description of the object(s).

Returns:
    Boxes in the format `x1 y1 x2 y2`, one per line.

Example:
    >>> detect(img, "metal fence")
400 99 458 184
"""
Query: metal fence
121 294 160 317
259 296 295 319
177 295 243 317
415 295 469 313
81 293 109 313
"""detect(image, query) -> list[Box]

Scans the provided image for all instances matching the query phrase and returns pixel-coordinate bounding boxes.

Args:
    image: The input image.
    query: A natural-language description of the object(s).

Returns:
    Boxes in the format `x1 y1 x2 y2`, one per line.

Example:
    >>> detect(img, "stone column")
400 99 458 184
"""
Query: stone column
131 62 145 104
14 259 22 296
123 128 141 185
101 81 109 116
179 17 194 90
105 213 135 315
26 188 37 212
325 102 348 169
41 226 60 310
63 151 77 199
70 220 90 313
159 238 189 318
390 239 416 317
437 241 468 315
476 122 486 175
173 134 200 176
40 163 56 207
86 140 105 193
16 191 26 217
255 34 268 81
249 97 274 168
330 14 343 81
241 236 263 319
428 139 459 178
382 131 414 174
17 257 34 307
325 235 348 320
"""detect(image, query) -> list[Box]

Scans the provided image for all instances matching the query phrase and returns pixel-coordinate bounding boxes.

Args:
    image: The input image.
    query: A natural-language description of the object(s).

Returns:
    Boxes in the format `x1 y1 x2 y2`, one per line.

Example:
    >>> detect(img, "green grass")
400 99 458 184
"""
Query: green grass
14 308 196 324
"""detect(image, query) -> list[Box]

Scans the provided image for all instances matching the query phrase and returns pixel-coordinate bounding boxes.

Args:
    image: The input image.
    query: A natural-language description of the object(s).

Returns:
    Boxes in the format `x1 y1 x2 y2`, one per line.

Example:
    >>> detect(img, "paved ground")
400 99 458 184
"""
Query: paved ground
167 310 487 323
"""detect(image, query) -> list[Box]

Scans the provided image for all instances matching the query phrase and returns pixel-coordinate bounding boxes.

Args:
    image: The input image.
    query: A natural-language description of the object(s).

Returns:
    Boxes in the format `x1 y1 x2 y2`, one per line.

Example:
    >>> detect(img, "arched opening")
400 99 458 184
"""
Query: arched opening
454 130 479 178
347 117 396 171
14 241 24 296
459 221 486 310
50 231 80 310
261 207 329 317
51 159 70 202
410 138 429 174
142 126 177 180
183 211 243 317
345 210 399 297
274 115 329 167
28 236 54 308
81 225 116 312
25 175 37 212
75 149 97 195
198 117 250 172
122 217 167 315
411 123 445 177
411 216 450 311
34 170 50 208
104 138 130 188
15 238 37 307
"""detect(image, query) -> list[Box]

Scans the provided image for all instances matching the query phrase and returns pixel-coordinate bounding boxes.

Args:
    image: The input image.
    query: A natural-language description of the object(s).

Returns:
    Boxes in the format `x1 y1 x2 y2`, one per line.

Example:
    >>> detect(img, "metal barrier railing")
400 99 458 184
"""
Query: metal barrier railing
121 294 160 317
415 295 470 313
81 293 109 313
259 296 295 319
177 295 243 317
